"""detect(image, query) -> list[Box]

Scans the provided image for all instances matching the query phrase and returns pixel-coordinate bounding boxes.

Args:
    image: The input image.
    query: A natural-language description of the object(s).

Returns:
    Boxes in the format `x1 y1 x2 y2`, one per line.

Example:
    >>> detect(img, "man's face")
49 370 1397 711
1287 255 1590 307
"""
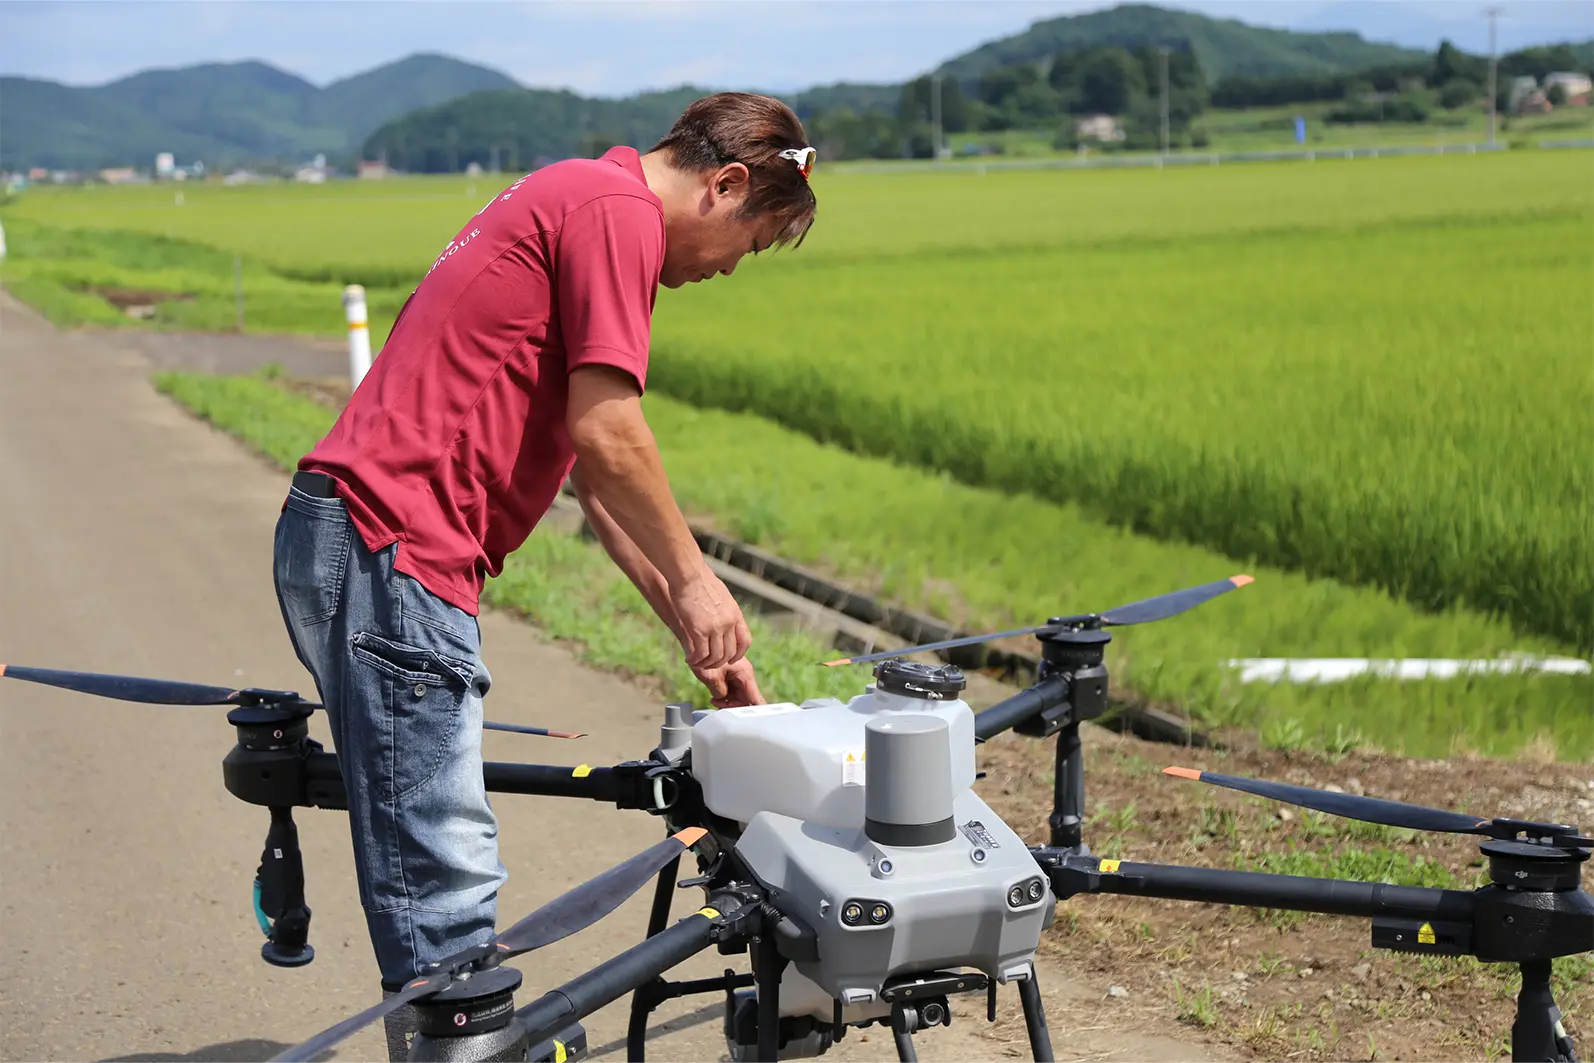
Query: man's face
659 165 779 289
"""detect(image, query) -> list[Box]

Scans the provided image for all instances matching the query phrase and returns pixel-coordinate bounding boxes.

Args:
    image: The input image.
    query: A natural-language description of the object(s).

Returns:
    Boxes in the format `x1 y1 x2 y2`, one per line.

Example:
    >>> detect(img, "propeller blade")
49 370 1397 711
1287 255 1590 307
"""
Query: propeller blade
483 721 587 738
1162 766 1496 836
491 827 707 959
270 827 708 1062
821 624 1053 668
1100 575 1253 627
820 576 1255 668
270 970 448 1063
0 663 245 706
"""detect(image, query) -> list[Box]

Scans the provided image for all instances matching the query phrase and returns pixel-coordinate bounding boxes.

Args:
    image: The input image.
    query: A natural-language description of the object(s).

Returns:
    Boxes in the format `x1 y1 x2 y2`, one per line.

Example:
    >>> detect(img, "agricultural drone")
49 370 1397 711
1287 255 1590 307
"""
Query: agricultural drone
4 575 1590 1062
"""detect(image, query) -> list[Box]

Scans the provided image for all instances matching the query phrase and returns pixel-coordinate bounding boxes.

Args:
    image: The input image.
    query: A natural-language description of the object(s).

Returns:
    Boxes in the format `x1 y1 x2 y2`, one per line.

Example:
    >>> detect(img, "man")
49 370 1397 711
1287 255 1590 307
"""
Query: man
270 92 817 1057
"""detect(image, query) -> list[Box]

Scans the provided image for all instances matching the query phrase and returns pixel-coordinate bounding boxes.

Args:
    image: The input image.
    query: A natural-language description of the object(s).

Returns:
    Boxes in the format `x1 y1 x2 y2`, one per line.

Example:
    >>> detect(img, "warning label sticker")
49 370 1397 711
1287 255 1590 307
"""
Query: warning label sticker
959 820 1000 849
842 751 866 786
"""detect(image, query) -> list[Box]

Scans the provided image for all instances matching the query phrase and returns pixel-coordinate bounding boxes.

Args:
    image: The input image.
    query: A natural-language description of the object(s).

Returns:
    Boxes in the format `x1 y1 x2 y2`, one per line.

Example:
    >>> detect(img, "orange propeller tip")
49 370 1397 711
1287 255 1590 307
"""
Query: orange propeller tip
552 730 588 739
674 826 708 848
0 663 6 676
1230 574 1254 587
1162 766 1202 780
820 658 851 668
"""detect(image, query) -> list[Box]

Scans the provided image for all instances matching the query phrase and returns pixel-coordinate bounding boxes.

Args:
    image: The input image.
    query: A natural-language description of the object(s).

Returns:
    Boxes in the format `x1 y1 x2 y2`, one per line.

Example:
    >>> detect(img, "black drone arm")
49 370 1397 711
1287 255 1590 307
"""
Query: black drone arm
1036 850 1592 1062
508 888 756 1049
1040 850 1476 926
974 675 1071 742
298 753 676 811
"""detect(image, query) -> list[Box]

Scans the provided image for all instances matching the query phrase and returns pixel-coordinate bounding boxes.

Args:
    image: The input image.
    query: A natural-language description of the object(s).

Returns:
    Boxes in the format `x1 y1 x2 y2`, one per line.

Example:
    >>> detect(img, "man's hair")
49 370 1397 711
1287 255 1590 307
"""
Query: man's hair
651 92 817 249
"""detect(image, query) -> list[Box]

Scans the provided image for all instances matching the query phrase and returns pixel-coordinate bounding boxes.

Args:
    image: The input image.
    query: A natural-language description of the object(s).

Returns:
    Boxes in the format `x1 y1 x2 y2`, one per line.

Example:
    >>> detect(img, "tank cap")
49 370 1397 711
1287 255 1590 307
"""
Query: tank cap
872 659 966 700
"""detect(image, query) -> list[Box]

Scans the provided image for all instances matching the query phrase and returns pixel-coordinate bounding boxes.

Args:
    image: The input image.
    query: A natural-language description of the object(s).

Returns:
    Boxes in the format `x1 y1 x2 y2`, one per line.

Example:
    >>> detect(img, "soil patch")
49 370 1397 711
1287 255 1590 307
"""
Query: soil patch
977 724 1594 1061
86 286 196 319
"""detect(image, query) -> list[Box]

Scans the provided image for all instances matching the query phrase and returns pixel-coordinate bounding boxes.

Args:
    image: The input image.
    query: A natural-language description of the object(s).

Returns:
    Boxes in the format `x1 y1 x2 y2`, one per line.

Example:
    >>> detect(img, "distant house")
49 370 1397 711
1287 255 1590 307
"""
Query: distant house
1507 75 1540 114
1517 88 1553 115
357 160 390 180
98 167 140 184
1545 71 1593 105
1075 114 1125 143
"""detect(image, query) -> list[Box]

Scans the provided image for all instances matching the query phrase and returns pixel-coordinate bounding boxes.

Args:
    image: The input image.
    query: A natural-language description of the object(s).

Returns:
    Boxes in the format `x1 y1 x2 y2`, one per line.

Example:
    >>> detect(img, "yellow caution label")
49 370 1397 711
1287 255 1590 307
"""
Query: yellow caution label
1418 922 1436 945
572 764 592 778
554 1040 567 1063
698 906 721 919
1100 859 1121 873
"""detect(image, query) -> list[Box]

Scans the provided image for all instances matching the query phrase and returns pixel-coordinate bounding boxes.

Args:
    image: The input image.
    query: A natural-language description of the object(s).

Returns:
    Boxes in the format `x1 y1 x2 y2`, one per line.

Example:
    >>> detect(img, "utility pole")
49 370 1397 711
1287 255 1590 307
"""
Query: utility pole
1486 6 1501 147
1159 46 1170 159
931 71 943 163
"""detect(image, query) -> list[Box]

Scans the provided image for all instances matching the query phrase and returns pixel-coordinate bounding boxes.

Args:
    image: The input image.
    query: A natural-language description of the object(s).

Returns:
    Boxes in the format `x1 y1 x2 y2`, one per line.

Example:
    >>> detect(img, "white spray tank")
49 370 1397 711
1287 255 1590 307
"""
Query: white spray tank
689 661 976 831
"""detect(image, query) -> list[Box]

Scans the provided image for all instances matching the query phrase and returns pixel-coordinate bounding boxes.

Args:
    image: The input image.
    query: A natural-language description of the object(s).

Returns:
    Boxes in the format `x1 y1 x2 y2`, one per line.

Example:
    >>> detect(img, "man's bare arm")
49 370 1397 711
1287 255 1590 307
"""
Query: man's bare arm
568 461 684 643
566 365 749 668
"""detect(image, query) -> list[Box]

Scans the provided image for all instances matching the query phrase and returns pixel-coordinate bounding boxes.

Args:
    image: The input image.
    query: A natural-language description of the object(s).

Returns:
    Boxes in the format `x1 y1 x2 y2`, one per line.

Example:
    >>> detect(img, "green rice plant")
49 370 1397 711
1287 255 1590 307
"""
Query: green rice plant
638 394 1591 761
646 201 1594 652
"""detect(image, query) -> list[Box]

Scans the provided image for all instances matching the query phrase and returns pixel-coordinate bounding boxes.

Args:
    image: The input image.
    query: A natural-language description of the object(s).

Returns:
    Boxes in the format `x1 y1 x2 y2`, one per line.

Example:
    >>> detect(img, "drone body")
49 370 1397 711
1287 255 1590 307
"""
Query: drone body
687 661 1055 1036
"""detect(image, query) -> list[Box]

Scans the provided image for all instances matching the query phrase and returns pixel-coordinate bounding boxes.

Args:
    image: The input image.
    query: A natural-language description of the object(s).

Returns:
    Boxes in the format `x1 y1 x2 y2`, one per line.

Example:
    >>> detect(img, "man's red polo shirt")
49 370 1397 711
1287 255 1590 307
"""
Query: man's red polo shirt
298 146 665 616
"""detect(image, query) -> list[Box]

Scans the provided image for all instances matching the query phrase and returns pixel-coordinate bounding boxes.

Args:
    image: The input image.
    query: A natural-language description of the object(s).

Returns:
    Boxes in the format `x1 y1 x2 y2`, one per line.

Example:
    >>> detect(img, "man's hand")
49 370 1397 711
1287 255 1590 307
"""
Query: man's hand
693 656 765 708
671 567 751 670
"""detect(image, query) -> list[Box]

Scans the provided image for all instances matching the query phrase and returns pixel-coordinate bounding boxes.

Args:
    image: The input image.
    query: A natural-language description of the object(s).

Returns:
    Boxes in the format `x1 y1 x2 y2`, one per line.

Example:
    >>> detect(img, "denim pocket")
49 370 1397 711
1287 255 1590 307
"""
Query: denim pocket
351 631 476 801
273 493 352 626
351 631 474 690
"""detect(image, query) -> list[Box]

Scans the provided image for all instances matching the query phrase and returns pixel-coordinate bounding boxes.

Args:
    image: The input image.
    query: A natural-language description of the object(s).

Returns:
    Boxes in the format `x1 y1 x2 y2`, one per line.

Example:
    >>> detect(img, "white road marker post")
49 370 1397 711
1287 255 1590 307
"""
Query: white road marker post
343 284 372 390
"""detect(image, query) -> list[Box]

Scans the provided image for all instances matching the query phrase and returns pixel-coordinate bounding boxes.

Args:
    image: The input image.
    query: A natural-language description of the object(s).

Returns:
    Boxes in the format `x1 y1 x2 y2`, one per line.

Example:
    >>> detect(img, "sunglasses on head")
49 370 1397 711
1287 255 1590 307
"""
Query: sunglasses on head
778 146 817 180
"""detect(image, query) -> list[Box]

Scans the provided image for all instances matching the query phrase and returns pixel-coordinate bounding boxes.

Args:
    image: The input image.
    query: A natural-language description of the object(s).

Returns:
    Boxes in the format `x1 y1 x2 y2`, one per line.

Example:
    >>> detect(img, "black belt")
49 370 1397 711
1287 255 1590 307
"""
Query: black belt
292 471 338 498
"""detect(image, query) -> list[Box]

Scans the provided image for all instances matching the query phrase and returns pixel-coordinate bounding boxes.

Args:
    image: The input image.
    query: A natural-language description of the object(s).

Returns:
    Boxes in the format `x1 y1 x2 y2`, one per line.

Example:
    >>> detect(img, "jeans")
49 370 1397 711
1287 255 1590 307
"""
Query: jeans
271 483 505 988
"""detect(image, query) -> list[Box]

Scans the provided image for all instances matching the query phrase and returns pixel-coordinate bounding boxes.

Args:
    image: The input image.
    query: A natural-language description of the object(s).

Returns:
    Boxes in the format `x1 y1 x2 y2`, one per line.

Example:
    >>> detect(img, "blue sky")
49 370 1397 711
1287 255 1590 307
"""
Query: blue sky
2 1 1588 95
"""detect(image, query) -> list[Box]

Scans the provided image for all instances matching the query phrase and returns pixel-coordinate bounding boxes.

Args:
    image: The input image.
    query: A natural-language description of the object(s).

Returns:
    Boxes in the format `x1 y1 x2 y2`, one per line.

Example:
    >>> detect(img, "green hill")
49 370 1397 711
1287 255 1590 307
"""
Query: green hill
1 53 521 172
313 54 525 140
936 2 1430 85
361 85 710 172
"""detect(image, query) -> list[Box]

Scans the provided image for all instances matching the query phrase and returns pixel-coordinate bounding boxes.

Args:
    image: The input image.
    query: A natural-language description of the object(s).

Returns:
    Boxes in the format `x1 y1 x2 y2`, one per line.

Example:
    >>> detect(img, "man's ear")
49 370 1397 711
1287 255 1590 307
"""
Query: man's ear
713 162 750 198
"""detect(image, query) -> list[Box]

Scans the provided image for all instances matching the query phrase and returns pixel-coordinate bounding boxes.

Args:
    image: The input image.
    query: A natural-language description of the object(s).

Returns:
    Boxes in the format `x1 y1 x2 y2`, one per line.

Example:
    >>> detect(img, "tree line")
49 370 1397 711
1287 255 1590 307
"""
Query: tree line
803 37 1588 160
361 39 1590 170
808 43 1211 159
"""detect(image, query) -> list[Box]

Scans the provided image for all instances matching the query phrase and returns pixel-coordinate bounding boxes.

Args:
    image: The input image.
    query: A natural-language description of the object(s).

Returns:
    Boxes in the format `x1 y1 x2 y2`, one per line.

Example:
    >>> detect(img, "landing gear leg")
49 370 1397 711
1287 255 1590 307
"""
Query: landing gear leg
1512 959 1577 1062
1016 969 1054 1062
890 1003 919 1062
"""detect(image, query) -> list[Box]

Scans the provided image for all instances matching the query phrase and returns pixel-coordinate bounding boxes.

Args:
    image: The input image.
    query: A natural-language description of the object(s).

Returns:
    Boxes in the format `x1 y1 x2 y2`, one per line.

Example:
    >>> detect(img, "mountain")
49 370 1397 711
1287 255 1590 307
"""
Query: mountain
314 54 522 139
1 53 521 172
933 2 1431 86
0 76 242 174
362 86 710 173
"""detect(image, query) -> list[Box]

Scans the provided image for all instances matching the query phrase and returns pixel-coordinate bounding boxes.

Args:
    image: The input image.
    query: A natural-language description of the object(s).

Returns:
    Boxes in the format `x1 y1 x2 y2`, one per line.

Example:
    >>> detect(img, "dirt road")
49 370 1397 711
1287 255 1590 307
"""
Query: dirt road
0 295 1233 1062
